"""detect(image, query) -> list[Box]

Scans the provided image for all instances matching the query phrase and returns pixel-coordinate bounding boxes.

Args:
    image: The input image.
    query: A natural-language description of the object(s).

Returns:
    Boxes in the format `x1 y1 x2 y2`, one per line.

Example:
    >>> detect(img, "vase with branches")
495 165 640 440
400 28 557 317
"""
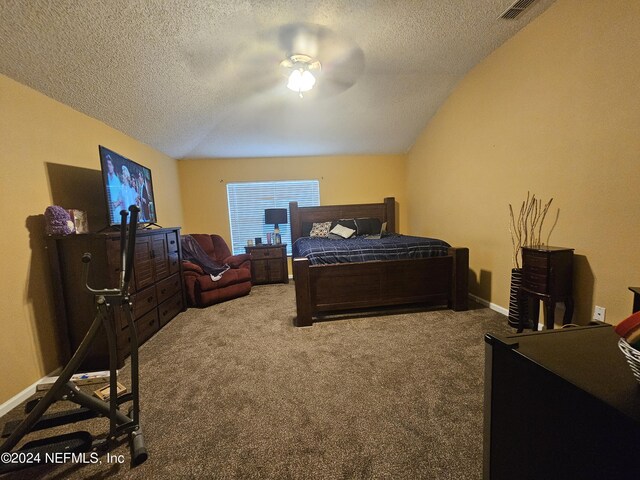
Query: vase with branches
509 192 560 268
507 192 560 327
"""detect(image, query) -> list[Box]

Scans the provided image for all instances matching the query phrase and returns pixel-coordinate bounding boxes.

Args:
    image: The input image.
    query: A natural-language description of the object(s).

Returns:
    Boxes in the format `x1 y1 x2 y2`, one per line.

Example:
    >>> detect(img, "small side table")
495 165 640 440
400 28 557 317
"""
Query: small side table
630 287 640 313
244 243 288 285
518 246 574 332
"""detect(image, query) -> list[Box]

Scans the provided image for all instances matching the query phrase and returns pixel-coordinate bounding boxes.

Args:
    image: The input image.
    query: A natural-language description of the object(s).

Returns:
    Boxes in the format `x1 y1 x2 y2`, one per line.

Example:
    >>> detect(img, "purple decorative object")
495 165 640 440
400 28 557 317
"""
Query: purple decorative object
44 205 75 235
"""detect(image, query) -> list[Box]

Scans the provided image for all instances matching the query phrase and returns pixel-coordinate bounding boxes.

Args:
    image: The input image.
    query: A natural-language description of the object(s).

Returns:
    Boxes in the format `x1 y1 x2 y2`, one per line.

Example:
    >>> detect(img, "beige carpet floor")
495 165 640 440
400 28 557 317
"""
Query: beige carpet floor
2 283 513 479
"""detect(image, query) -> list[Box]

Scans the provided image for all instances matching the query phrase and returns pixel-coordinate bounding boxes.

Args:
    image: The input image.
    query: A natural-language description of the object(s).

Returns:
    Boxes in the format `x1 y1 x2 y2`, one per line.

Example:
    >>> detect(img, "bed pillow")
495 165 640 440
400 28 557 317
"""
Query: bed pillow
309 221 332 238
354 217 382 236
329 223 356 239
330 218 357 231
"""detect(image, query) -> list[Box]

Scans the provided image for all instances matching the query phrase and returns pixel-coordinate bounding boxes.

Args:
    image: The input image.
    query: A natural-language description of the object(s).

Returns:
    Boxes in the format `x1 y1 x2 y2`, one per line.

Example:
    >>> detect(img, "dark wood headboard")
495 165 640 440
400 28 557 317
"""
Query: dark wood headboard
289 197 396 244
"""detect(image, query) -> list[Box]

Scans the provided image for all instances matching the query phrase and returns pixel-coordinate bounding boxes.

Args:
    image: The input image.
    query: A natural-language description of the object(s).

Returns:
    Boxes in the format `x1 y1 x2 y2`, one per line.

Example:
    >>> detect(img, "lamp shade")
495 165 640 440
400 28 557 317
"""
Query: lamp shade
287 69 316 93
265 208 287 225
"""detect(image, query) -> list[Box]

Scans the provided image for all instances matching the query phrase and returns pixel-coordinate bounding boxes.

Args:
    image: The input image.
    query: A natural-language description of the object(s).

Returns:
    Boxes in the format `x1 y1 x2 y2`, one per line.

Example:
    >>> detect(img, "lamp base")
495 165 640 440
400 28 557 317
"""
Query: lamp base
274 224 281 244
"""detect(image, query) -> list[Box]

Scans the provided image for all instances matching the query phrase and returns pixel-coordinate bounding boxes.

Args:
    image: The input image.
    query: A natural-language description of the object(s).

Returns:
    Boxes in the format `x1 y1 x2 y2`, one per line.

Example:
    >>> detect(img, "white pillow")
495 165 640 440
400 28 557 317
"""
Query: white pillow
330 223 356 239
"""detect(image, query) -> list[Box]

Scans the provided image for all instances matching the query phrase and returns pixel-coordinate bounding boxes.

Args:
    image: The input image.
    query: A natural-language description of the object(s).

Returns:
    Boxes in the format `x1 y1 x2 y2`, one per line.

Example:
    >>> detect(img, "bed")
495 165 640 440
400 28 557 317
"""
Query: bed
290 197 469 327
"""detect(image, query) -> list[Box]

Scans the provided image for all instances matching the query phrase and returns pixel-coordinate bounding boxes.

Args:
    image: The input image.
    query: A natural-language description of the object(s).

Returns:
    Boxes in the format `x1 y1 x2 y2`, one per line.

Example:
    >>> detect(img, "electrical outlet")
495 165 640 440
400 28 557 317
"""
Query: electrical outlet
593 306 606 322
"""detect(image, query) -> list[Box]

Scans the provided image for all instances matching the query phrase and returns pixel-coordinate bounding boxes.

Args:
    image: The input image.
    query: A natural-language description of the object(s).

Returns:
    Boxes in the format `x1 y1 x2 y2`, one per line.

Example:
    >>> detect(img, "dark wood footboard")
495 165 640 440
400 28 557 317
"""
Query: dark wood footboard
293 247 469 327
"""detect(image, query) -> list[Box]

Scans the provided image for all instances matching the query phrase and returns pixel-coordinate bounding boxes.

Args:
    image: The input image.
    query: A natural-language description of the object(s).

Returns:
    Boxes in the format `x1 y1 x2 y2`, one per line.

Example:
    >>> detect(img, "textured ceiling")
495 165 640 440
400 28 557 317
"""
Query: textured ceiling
0 0 555 159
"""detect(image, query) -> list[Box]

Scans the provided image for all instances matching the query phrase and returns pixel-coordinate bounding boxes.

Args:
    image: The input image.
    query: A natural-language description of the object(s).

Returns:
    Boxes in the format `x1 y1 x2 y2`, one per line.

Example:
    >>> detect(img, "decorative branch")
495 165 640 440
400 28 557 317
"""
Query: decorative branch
546 208 560 246
509 192 559 268
508 204 519 268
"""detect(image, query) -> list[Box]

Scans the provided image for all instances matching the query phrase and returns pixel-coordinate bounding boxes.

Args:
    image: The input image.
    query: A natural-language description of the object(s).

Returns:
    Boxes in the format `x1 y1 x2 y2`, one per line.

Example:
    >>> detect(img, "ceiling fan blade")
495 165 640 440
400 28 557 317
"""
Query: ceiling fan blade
186 22 365 98
277 23 322 57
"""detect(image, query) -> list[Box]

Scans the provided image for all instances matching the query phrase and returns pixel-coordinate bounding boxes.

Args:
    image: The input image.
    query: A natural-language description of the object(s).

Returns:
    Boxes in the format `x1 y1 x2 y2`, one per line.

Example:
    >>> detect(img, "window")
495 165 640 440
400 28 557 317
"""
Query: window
226 180 320 255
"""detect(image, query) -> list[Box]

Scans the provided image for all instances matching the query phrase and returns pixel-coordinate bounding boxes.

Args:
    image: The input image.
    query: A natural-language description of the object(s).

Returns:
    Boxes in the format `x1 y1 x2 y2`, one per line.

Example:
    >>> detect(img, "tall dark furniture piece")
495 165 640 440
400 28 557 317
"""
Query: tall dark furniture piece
48 227 186 370
244 243 288 284
518 246 574 332
484 324 640 480
629 286 640 313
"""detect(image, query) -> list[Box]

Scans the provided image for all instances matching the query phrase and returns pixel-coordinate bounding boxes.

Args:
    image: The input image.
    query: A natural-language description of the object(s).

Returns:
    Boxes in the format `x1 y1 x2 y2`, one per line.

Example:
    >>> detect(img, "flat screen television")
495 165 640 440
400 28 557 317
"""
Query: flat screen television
99 145 157 226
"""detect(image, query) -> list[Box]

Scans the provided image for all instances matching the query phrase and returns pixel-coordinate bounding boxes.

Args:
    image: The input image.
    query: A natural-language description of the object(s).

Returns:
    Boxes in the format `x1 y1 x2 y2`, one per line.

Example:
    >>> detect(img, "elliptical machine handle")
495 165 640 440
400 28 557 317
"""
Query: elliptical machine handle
119 209 128 269
82 206 139 296
123 206 140 288
82 252 120 295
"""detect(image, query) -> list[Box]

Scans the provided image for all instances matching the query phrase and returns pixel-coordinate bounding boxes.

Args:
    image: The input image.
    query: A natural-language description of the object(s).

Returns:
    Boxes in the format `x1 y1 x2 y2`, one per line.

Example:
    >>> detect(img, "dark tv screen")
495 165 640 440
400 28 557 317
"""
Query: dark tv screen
99 145 157 226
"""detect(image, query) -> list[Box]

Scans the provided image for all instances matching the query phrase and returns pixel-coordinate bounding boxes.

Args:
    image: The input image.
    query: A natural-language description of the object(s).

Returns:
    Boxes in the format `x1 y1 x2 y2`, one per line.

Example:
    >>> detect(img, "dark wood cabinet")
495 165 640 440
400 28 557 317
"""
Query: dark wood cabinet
47 227 186 370
244 244 288 284
518 246 574 332
484 325 640 480
630 287 640 313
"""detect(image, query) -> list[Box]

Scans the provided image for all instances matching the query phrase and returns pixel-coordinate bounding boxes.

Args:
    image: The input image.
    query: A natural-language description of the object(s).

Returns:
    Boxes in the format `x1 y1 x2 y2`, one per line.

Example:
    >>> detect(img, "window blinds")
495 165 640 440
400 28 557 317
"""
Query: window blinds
226 180 320 255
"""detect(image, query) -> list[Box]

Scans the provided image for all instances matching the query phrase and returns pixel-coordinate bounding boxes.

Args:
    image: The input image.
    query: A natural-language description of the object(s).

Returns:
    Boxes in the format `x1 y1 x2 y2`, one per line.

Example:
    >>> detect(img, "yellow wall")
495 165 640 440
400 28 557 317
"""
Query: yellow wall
406 0 640 324
178 155 407 248
0 74 183 404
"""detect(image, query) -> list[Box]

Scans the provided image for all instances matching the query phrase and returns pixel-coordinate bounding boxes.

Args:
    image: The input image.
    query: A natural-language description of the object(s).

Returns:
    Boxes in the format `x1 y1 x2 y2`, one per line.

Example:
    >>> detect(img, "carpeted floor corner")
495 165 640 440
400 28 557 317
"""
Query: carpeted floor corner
3 283 514 479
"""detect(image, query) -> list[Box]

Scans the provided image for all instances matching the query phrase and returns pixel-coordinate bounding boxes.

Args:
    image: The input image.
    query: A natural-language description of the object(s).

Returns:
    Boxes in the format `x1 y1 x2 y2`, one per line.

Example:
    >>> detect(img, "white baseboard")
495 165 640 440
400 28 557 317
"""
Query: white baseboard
469 293 509 316
469 293 545 330
0 367 61 418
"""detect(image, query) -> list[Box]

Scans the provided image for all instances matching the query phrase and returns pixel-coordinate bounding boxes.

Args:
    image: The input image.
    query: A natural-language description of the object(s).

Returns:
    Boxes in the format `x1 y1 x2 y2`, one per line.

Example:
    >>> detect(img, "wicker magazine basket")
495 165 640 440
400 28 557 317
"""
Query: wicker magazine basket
618 338 640 384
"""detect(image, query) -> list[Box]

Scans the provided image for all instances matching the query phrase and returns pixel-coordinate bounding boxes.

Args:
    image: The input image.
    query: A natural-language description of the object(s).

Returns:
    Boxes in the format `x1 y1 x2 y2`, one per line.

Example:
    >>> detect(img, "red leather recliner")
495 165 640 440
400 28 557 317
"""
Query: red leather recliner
182 234 252 307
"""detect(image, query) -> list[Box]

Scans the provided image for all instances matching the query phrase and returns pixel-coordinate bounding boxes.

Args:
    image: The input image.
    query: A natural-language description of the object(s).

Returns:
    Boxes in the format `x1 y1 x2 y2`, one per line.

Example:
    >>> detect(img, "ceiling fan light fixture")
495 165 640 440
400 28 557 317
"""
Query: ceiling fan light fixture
287 68 316 93
280 54 321 97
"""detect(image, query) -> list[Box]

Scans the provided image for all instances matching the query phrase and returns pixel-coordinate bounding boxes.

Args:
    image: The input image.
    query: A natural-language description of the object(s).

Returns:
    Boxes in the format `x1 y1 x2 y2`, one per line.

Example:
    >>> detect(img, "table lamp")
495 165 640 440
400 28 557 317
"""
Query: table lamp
265 208 287 244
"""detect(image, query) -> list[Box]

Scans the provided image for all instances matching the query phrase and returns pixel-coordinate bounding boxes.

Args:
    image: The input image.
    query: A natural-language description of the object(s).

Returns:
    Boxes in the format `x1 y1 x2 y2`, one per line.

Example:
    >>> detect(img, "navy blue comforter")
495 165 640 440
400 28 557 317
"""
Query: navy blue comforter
291 234 450 265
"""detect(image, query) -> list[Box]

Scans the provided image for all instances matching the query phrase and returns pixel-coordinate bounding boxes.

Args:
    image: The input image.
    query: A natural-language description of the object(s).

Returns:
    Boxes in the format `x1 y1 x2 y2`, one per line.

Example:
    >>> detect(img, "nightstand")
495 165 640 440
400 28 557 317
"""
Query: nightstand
244 244 289 285
518 246 574 332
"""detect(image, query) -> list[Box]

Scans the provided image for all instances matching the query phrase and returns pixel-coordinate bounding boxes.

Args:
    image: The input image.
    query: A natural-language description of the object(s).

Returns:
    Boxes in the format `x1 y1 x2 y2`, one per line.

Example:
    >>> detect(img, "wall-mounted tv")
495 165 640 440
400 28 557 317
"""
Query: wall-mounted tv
99 145 157 226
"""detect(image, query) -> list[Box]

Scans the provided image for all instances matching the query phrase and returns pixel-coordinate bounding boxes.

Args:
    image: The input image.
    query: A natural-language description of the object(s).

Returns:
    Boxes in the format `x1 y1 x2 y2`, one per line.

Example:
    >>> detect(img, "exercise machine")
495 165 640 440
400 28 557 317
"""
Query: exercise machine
1 206 147 474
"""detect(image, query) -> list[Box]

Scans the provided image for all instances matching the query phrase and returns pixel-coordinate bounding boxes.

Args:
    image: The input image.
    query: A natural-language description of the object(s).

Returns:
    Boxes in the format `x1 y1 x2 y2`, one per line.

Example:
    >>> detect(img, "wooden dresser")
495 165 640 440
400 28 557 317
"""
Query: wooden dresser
244 244 288 284
484 325 640 480
518 246 574 332
48 227 186 370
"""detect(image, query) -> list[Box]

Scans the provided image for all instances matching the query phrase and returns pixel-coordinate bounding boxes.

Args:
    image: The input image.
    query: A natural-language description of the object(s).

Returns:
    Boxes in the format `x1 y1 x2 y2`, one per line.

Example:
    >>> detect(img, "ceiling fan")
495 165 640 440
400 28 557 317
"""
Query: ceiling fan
186 22 365 99
279 53 322 98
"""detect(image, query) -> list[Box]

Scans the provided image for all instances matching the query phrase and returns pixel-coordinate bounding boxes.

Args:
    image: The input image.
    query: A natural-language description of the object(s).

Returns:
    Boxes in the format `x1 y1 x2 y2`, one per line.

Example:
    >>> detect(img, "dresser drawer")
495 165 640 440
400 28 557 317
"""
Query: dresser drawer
525 265 548 276
523 271 550 293
158 292 184 327
249 247 283 259
114 286 157 331
137 309 160 343
522 252 549 269
133 285 157 319
168 252 180 275
167 231 180 254
156 273 181 304
118 309 159 355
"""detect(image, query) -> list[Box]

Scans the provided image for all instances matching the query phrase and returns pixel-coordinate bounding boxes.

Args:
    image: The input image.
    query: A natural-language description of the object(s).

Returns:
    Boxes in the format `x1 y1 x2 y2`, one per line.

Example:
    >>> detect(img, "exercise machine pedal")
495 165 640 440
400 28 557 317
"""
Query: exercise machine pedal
0 431 92 474
2 407 98 438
